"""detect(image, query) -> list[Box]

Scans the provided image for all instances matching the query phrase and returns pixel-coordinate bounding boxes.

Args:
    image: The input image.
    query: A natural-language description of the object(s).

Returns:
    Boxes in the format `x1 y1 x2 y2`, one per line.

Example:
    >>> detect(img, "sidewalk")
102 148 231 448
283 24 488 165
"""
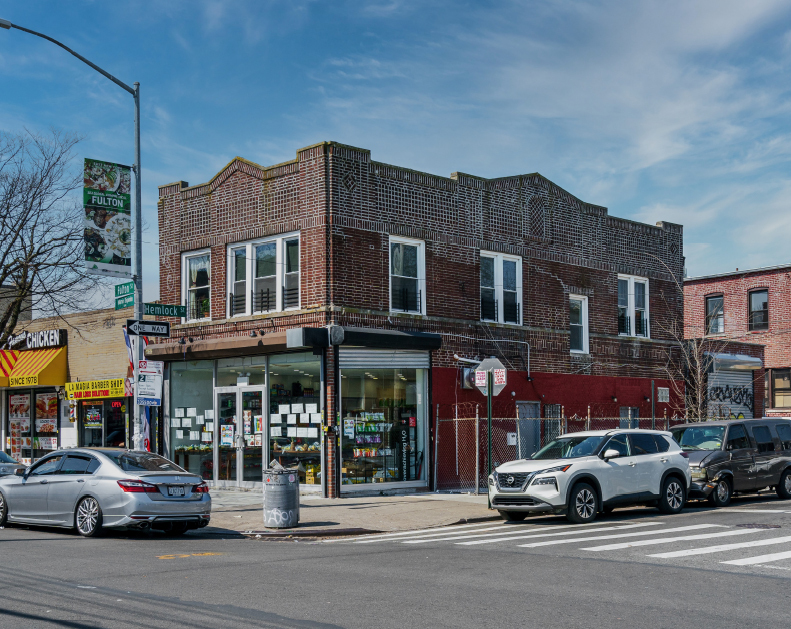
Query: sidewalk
206 490 496 537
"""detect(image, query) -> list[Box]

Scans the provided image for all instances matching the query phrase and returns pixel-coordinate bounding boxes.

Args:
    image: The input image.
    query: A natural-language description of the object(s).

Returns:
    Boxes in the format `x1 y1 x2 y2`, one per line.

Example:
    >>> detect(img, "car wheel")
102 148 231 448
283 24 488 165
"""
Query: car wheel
658 476 686 514
709 478 732 507
777 469 791 500
169 522 190 535
75 497 103 537
0 491 7 527
498 510 527 522
567 483 598 524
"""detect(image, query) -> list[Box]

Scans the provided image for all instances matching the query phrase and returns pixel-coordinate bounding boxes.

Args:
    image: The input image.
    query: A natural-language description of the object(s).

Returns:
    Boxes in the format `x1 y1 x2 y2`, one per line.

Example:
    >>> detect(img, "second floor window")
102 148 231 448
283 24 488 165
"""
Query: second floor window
227 233 300 317
569 295 589 353
184 252 210 321
749 289 768 331
617 275 649 337
480 252 522 324
706 295 724 334
390 236 425 314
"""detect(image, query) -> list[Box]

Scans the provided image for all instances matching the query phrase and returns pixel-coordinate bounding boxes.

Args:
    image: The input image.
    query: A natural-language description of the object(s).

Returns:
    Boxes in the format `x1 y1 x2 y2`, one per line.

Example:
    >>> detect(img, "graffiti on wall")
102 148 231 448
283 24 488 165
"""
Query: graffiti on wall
709 384 753 414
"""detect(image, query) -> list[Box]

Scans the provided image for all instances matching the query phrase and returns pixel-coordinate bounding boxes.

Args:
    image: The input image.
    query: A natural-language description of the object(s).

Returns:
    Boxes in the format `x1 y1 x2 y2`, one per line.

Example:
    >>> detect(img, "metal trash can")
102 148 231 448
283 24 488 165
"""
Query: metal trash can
263 467 300 528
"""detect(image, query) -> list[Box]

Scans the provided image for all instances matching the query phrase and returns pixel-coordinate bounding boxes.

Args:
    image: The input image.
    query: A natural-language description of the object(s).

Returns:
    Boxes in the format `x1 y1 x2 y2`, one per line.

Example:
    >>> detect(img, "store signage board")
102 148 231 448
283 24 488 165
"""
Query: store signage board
144 303 186 318
137 360 163 407
84 159 133 279
474 357 507 397
6 328 67 351
65 378 126 400
126 319 170 338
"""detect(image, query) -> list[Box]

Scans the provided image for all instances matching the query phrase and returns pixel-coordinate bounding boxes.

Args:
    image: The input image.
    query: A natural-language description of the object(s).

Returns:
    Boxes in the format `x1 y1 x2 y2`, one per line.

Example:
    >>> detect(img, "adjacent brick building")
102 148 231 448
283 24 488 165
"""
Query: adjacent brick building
685 265 789 416
150 141 686 497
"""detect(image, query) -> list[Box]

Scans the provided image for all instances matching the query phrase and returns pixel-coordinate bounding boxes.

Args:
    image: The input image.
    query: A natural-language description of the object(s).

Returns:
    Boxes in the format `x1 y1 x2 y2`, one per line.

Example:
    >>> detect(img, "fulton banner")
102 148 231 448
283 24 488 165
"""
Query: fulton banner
83 158 132 278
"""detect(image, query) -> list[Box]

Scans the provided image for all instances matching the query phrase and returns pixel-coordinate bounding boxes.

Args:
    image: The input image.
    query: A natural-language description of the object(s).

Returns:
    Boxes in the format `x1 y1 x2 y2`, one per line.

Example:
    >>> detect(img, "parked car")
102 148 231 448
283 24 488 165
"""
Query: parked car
670 418 791 507
0 448 211 537
0 451 25 477
489 429 690 524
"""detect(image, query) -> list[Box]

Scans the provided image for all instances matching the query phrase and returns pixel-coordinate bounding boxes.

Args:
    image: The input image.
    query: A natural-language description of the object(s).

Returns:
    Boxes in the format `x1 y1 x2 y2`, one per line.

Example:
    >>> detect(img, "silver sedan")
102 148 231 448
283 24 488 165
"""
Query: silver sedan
0 451 25 477
0 448 211 537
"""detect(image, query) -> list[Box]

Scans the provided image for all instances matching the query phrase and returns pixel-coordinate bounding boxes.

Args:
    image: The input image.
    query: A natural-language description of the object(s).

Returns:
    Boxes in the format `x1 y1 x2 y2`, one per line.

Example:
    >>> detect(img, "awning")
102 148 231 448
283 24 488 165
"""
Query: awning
8 347 68 387
705 352 763 371
0 350 20 387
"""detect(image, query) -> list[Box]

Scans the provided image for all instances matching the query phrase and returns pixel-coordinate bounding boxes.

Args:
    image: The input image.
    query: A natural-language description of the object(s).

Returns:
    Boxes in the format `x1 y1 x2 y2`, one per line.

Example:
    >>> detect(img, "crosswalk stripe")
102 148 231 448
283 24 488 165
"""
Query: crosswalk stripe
456 522 663 546
719 509 791 514
402 522 602 544
648 534 791 558
337 521 502 543
353 522 534 544
517 524 726 548
721 549 791 566
582 528 758 551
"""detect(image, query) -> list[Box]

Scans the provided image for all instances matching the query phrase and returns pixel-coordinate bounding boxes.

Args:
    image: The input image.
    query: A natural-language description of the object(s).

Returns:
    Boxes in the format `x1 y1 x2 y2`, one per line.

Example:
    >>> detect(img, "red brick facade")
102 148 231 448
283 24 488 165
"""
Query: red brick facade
685 265 790 415
157 141 687 493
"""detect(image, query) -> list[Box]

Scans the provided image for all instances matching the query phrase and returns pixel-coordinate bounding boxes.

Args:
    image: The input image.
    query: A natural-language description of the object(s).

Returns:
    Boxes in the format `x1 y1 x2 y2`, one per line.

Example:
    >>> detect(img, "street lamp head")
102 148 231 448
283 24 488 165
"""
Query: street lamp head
0 18 12 29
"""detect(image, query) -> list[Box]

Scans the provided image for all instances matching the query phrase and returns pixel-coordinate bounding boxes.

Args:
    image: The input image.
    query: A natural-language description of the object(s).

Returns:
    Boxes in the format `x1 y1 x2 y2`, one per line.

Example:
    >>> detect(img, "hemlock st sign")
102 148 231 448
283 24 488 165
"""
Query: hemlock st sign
144 303 186 318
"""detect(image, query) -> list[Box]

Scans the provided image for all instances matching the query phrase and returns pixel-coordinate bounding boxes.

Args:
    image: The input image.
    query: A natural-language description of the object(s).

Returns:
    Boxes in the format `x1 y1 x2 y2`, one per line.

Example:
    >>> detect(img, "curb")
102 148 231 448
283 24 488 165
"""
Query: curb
243 527 379 538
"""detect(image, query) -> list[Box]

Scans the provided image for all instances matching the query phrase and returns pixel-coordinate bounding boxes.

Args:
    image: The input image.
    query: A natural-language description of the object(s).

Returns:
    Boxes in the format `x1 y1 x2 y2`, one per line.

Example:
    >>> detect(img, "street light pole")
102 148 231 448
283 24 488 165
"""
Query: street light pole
1 18 145 450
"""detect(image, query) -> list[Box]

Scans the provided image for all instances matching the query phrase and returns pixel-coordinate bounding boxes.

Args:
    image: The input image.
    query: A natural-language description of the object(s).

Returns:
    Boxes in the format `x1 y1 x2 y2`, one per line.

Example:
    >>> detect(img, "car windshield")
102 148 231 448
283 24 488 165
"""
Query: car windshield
103 451 185 473
670 426 725 451
531 435 606 460
0 451 17 464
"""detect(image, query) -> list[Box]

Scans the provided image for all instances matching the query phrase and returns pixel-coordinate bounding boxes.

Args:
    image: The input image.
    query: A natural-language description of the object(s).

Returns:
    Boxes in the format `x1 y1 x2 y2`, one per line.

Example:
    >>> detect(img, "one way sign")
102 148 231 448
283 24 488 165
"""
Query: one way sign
126 319 170 338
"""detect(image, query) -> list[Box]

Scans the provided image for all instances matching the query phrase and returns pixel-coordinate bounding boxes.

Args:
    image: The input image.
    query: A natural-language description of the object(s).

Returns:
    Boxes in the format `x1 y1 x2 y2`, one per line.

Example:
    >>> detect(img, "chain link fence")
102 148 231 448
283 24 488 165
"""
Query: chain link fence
434 403 687 493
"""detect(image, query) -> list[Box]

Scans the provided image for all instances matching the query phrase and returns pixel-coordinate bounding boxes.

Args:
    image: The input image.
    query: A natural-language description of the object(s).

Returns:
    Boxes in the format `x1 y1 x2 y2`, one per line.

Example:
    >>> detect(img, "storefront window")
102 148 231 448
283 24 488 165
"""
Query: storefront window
8 392 31 464
170 360 214 480
217 356 267 387
268 352 322 485
340 368 426 486
81 402 104 447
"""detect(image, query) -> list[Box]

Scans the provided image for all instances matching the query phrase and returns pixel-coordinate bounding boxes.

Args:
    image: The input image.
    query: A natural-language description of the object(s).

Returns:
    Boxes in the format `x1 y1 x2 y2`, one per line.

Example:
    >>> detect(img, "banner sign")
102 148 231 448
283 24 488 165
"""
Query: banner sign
83 159 133 279
144 303 186 318
65 378 126 400
137 360 163 407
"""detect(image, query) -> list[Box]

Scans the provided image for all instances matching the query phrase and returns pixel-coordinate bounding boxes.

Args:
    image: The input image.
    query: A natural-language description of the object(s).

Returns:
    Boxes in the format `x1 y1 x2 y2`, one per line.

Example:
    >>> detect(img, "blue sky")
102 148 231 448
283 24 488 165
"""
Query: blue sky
2 0 791 302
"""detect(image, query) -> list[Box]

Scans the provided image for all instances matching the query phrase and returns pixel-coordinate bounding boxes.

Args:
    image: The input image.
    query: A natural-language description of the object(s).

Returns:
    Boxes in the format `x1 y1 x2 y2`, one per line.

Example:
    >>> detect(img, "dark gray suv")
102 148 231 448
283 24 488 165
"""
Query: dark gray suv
670 419 791 507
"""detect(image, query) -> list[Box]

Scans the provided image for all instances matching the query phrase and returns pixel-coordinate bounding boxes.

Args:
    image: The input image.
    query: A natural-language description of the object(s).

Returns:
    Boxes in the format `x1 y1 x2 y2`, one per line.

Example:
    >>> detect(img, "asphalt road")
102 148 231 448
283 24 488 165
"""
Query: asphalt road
2 495 791 629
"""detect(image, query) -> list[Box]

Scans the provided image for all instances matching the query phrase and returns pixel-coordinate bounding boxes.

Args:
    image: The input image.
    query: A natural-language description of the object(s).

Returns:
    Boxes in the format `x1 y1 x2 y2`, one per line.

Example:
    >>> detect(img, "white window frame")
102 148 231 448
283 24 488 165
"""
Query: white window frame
226 231 300 318
389 235 426 315
569 294 589 354
181 248 212 323
480 251 522 325
617 274 650 338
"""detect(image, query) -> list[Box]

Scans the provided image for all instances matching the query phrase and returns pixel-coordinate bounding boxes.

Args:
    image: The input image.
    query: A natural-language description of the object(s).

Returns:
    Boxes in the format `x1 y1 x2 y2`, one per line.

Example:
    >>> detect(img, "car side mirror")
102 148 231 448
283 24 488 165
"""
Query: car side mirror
602 448 620 461
14 468 25 477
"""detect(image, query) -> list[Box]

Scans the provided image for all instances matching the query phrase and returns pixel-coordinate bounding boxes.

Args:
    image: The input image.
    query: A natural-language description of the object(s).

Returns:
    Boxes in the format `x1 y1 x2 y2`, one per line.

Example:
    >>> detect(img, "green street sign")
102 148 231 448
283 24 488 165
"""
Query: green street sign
144 303 187 318
115 281 135 298
115 294 134 310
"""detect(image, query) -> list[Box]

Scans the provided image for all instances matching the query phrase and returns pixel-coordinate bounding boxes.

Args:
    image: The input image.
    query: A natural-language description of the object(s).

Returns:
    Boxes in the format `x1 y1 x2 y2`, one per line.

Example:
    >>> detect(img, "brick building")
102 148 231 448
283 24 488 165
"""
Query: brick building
150 141 685 497
685 265 791 416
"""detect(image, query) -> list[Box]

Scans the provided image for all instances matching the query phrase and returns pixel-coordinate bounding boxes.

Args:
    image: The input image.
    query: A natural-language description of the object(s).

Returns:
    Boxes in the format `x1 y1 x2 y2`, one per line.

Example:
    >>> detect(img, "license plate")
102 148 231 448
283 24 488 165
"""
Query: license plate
167 486 185 497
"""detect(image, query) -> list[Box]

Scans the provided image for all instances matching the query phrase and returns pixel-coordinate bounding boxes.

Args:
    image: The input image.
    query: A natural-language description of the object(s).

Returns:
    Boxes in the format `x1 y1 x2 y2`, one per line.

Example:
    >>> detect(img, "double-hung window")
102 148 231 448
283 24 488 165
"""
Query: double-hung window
569 294 589 353
706 295 724 335
749 289 768 331
183 250 211 321
773 369 791 408
480 252 522 324
390 236 425 314
617 275 649 337
226 233 300 317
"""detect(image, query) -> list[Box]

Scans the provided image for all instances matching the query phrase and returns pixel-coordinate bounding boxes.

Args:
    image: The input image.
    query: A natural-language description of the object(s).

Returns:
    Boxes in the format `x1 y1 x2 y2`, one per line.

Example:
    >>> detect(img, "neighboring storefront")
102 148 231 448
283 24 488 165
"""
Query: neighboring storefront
64 378 135 449
1 329 69 465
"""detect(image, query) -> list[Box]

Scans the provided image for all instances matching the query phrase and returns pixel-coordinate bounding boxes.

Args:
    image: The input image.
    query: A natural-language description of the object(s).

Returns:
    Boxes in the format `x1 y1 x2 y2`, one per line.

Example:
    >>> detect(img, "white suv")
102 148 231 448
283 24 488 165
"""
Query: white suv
488 429 691 524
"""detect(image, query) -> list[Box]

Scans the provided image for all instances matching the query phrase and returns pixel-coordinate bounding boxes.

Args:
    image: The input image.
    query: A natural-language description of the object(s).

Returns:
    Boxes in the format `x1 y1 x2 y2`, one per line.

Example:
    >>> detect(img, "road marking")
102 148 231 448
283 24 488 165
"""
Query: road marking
648 534 791 558
400 520 615 544
354 523 536 544
721 549 791 566
518 524 726 548
719 509 791 514
582 529 758 551
339 521 505 543
457 522 663 546
157 553 222 560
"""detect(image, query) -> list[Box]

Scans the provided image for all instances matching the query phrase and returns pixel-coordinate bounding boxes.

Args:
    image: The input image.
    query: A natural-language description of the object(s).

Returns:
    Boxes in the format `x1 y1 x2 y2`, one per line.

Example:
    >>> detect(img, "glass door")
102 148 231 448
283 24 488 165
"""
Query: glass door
216 390 238 482
239 388 266 482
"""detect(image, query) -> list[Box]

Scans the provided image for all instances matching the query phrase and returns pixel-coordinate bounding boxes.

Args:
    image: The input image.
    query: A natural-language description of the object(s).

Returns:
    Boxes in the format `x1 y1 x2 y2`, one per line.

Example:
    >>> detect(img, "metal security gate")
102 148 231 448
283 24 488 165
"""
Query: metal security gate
708 369 754 418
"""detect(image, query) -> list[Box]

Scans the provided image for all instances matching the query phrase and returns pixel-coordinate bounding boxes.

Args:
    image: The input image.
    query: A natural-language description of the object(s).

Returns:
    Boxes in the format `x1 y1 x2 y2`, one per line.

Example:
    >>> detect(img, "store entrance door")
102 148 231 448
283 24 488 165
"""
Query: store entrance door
215 386 267 487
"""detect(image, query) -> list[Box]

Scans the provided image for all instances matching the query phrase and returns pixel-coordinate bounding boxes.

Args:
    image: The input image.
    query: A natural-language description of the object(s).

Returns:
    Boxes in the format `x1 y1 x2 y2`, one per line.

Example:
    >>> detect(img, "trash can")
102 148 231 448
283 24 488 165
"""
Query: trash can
263 467 300 528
